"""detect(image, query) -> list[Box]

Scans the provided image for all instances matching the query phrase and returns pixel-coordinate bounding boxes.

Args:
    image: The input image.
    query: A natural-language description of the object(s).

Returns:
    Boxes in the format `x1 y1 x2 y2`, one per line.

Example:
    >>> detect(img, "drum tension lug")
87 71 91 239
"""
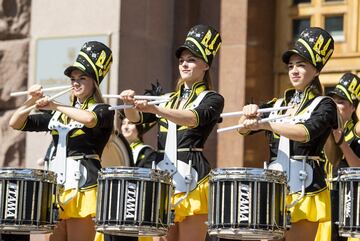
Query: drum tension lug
170 209 176 225
286 210 292 230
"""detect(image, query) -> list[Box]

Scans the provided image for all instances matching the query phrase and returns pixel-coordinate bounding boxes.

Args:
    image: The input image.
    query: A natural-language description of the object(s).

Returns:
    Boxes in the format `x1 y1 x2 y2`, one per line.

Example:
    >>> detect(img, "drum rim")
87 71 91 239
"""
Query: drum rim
98 167 172 183
338 167 360 180
0 168 57 182
209 167 287 183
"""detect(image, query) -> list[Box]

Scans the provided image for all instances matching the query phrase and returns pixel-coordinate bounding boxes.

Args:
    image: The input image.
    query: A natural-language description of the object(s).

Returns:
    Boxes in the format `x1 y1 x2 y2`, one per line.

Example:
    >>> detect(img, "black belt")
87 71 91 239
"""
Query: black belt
158 147 203 153
68 154 101 161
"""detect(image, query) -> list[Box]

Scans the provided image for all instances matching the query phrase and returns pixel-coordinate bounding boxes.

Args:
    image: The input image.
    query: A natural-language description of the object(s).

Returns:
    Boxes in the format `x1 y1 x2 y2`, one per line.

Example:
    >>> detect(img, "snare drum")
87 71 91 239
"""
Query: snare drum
95 167 172 236
338 167 360 238
0 168 57 234
208 168 287 240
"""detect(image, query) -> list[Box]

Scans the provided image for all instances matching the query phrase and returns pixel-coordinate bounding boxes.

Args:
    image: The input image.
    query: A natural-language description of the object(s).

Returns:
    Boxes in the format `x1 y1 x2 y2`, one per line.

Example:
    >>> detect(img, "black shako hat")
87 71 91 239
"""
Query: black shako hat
328 72 360 105
64 41 113 85
175 24 222 65
282 27 334 71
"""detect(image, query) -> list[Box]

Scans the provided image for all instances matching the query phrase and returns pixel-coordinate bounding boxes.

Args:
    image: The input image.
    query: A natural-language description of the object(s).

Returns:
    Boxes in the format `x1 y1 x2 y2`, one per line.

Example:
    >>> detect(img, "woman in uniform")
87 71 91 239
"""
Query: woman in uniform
119 24 224 241
238 27 337 241
9 41 114 241
318 73 360 241
120 116 156 168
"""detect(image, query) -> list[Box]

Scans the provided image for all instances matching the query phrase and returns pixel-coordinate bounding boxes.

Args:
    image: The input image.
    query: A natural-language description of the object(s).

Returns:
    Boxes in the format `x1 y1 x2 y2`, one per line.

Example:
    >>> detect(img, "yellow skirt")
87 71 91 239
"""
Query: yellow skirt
59 187 97 219
172 176 209 223
315 221 331 241
286 188 331 223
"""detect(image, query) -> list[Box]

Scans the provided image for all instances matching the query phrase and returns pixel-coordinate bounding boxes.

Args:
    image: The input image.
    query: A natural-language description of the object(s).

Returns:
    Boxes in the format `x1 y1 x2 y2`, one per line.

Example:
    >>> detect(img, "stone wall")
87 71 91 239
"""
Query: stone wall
0 0 31 167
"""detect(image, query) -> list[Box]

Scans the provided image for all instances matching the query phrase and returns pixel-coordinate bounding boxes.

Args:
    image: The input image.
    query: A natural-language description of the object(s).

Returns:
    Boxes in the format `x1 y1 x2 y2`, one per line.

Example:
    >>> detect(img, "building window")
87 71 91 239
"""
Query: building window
325 15 344 41
293 18 310 39
293 0 311 4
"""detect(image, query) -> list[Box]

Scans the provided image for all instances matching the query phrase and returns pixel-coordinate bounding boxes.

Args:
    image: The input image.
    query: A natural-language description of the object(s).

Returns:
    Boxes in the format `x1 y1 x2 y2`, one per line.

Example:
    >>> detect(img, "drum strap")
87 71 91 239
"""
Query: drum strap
48 104 98 189
269 96 328 194
132 144 151 165
156 91 213 194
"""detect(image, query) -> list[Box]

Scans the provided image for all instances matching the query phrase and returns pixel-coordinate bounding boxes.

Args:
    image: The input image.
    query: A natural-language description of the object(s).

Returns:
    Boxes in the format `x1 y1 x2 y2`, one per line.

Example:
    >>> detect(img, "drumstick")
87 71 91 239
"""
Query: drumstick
134 95 169 101
108 99 169 110
103 94 169 101
220 106 293 118
217 114 291 133
19 87 73 114
10 85 71 97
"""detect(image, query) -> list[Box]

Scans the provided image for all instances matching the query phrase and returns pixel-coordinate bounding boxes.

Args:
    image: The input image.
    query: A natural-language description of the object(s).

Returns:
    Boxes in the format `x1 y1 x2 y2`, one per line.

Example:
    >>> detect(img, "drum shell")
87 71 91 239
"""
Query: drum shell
208 167 287 240
338 167 360 238
0 168 57 234
95 167 172 236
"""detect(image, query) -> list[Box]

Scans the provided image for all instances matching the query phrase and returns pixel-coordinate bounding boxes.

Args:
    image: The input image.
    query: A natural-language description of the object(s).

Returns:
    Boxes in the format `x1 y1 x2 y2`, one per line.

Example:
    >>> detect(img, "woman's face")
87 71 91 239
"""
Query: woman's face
178 49 209 85
287 54 319 91
333 95 355 123
70 69 95 102
121 118 139 143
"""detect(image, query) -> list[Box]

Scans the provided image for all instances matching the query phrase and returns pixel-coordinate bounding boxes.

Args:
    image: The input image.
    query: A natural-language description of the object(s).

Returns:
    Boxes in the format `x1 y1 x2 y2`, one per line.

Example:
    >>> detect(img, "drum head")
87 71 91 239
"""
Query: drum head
101 134 132 167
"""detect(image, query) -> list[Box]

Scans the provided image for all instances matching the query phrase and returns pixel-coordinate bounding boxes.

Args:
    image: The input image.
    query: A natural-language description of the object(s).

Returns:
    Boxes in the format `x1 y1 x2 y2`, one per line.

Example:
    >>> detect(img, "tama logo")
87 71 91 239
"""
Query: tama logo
239 184 250 222
125 182 137 219
345 191 352 218
5 182 17 219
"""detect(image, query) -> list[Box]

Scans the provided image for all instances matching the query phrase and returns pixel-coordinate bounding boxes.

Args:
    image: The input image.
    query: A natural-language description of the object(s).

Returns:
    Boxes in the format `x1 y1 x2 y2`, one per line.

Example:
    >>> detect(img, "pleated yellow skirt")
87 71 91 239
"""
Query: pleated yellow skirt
171 176 209 223
286 188 331 223
58 187 98 219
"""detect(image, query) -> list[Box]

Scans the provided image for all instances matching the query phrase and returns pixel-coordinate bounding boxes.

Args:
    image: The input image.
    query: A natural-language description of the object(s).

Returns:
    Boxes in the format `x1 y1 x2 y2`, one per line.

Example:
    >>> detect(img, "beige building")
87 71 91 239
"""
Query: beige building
1 0 360 171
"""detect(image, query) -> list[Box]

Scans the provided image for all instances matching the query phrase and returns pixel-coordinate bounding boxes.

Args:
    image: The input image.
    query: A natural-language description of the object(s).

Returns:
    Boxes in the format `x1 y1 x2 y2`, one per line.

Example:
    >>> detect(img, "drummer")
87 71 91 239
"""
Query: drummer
120 114 157 168
9 41 114 241
237 27 337 241
119 24 224 241
320 73 360 241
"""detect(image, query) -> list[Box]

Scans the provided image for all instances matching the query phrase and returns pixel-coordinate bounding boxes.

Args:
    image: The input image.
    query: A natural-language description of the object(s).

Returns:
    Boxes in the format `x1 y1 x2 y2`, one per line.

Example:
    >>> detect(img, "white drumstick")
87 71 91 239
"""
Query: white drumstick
19 87 73 114
10 85 71 97
220 106 293 118
134 95 169 101
102 94 121 99
108 99 169 110
217 114 291 133
103 94 169 101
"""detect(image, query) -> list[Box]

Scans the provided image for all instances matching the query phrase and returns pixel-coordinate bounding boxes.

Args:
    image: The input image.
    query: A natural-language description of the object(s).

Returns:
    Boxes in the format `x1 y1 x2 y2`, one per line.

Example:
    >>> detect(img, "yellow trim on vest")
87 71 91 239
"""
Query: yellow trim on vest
69 129 86 138
296 123 311 143
80 184 97 191
18 118 29 131
190 109 200 128
160 125 167 132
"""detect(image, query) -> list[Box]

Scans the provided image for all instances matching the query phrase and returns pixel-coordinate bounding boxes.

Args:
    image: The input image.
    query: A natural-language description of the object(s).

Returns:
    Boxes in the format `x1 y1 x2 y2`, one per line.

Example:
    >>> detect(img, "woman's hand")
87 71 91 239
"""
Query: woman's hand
119 89 136 105
133 99 157 113
242 104 260 118
242 117 263 131
28 84 44 101
332 128 345 145
35 96 57 111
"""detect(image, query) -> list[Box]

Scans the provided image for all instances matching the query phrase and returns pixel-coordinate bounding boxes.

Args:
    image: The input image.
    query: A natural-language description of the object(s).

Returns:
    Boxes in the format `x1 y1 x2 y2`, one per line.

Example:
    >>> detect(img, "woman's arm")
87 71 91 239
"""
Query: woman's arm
9 85 43 130
34 96 97 128
135 102 197 127
338 137 360 167
54 104 97 128
262 122 308 142
323 131 342 166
